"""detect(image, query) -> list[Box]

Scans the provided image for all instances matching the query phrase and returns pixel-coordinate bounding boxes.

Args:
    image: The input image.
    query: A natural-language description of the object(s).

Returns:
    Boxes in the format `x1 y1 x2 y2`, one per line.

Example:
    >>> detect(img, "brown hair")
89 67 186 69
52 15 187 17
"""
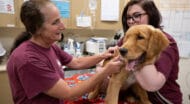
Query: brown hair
10 0 51 54
122 0 162 33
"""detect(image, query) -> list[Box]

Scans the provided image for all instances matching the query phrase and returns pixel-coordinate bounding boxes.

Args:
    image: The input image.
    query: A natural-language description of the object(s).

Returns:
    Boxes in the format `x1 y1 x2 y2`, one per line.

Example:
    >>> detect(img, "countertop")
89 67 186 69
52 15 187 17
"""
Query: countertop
0 56 7 72
0 64 6 72
0 63 94 74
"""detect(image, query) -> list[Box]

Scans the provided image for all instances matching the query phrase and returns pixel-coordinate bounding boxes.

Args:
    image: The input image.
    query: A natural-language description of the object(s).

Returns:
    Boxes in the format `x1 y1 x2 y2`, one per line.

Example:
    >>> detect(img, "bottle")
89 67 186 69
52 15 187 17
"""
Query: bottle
68 38 75 56
75 47 82 57
75 42 82 57
64 44 70 53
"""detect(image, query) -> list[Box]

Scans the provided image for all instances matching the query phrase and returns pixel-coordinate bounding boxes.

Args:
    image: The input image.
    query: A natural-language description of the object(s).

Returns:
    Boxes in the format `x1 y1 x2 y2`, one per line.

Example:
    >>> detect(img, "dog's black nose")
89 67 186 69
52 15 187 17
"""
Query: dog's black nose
119 48 128 57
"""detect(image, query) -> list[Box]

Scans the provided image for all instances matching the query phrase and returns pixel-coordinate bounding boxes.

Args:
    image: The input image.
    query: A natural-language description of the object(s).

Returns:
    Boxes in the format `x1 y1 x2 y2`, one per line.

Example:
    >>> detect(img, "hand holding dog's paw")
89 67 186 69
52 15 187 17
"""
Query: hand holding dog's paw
103 56 124 75
100 46 119 59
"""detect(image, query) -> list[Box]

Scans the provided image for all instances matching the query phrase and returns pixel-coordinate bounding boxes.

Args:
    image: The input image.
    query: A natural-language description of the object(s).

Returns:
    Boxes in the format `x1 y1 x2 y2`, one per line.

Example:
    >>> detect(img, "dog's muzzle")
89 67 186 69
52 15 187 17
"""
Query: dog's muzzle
119 47 147 69
119 48 128 57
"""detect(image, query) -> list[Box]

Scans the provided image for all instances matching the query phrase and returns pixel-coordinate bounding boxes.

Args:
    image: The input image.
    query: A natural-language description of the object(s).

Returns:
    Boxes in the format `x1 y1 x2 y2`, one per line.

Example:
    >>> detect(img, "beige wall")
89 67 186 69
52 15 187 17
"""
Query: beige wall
0 71 13 104
178 58 190 104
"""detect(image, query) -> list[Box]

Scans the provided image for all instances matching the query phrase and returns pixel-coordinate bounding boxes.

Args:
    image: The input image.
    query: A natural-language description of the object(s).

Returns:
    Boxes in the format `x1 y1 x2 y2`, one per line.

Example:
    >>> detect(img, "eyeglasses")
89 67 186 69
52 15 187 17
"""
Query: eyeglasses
126 12 147 23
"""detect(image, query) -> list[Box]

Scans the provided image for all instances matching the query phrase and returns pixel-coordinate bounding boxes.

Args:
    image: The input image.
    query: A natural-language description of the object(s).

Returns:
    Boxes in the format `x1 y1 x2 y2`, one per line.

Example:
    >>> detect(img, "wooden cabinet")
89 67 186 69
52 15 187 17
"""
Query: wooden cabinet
0 69 13 104
0 0 23 28
0 0 128 30
0 14 16 27
65 0 128 30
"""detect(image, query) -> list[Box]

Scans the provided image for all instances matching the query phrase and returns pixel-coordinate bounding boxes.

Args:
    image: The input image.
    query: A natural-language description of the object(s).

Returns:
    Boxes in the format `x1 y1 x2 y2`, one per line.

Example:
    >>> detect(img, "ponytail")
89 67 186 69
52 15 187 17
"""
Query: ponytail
9 0 50 55
9 31 31 55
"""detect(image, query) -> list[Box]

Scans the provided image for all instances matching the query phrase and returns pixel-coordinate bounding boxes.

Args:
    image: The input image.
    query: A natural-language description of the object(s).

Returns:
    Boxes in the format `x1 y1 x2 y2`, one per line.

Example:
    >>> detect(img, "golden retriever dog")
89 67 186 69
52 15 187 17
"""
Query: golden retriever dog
88 24 169 104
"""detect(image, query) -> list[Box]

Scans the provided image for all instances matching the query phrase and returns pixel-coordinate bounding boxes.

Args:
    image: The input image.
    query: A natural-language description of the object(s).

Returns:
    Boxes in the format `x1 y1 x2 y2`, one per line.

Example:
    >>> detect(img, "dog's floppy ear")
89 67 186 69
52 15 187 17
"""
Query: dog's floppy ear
147 28 169 59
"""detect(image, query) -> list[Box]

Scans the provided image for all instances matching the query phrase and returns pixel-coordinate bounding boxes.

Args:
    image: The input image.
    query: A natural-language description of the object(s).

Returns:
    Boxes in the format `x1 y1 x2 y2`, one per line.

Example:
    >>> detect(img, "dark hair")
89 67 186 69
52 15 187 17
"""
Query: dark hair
10 0 51 54
122 0 162 33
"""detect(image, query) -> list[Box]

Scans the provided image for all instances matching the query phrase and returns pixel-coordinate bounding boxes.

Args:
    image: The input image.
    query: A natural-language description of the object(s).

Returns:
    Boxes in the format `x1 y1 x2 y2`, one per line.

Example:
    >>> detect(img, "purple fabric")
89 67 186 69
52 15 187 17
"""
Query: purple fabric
117 32 182 104
7 41 72 104
148 32 182 104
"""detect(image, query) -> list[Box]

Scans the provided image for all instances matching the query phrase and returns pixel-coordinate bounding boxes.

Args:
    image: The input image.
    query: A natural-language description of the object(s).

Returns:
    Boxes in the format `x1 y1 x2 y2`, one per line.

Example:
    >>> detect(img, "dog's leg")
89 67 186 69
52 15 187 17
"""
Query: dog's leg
131 83 152 104
88 59 109 99
105 69 129 104
88 82 102 99
105 76 121 104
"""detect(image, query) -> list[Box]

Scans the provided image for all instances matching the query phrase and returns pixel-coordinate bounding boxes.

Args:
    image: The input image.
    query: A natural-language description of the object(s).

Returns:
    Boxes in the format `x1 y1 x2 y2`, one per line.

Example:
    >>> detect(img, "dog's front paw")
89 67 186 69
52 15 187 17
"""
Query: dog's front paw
88 91 98 99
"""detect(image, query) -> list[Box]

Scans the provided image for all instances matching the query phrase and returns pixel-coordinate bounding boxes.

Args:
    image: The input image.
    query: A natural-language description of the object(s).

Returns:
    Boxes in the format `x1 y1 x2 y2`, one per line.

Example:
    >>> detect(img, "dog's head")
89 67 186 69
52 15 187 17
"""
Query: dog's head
119 25 169 67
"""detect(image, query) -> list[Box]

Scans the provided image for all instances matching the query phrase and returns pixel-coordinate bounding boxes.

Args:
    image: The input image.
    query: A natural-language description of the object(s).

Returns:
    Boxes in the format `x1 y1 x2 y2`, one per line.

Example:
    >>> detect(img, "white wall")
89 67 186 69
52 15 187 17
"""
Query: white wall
178 58 190 104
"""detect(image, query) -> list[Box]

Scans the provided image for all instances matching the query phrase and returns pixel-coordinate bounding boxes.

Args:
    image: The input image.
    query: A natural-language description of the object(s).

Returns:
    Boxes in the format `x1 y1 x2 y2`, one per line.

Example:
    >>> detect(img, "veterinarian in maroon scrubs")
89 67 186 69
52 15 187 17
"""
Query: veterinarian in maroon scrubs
119 0 182 103
6 0 123 104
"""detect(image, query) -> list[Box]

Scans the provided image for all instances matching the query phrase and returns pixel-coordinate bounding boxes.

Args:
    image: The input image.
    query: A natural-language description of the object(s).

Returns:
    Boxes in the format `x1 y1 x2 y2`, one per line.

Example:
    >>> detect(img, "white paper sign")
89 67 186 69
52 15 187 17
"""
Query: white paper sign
76 16 91 27
0 0 14 14
101 0 119 21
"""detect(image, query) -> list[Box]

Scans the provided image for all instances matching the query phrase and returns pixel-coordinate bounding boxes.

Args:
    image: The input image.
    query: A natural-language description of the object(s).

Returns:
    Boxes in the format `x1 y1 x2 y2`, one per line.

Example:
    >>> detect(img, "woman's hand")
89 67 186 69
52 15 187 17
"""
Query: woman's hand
103 56 124 75
100 46 119 59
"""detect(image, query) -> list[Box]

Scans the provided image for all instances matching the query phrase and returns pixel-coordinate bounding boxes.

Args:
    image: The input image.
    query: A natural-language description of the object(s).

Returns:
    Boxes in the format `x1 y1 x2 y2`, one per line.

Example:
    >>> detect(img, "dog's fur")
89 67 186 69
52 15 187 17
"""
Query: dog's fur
88 25 170 104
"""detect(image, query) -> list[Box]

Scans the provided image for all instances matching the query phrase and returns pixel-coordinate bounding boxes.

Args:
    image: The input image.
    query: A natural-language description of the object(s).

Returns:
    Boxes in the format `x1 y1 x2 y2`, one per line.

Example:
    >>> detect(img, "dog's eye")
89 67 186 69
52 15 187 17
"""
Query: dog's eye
137 35 144 40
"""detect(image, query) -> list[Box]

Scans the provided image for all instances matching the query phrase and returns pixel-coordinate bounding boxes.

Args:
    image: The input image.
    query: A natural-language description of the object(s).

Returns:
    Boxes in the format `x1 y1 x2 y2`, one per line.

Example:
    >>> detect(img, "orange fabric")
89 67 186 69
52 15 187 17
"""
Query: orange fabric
64 72 137 104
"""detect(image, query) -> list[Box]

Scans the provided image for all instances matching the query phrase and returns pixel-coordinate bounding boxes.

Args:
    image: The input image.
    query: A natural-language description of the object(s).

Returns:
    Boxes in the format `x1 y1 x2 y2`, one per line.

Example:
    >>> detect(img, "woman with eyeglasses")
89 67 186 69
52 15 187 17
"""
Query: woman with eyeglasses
118 0 182 104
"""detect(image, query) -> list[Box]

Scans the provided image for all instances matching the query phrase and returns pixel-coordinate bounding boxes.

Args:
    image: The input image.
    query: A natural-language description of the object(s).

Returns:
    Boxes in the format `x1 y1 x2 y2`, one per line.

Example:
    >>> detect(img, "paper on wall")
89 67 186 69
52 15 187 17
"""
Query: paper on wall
101 0 119 21
76 16 91 27
52 0 70 18
0 0 14 14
